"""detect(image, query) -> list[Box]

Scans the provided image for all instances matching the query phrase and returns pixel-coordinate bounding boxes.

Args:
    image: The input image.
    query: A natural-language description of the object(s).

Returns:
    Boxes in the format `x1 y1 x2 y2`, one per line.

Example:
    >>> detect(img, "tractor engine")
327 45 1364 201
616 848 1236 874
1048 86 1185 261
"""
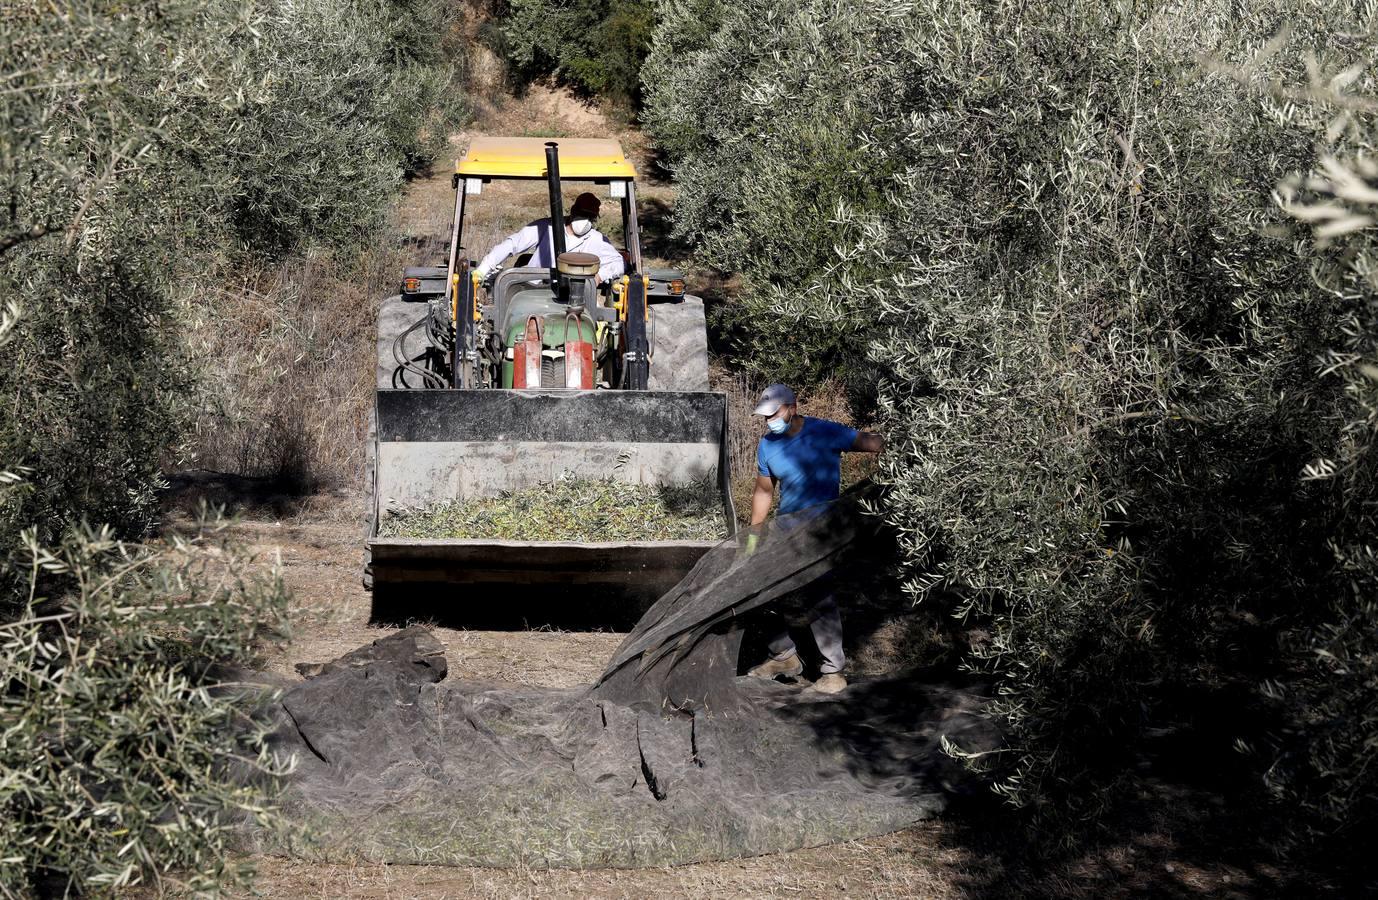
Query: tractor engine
503 254 601 390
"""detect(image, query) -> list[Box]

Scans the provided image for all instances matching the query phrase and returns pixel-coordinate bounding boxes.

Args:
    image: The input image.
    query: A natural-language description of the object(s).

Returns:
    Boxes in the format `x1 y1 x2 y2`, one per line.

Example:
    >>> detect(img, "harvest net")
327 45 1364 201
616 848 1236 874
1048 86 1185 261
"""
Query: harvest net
256 488 995 866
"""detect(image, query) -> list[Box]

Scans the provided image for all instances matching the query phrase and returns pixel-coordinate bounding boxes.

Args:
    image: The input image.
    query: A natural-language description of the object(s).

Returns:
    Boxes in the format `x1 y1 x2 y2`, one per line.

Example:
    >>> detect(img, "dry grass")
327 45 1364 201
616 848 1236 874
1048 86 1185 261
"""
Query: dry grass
713 364 765 484
187 245 402 491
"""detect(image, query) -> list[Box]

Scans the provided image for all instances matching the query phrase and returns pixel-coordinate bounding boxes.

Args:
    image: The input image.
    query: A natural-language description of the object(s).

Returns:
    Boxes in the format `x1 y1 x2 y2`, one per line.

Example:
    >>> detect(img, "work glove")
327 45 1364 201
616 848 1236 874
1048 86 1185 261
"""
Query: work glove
737 527 767 561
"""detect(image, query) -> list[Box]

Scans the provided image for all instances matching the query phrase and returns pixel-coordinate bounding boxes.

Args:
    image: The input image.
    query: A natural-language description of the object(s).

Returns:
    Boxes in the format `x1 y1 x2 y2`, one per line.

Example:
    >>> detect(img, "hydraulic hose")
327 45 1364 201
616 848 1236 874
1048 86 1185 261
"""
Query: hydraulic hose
393 312 446 389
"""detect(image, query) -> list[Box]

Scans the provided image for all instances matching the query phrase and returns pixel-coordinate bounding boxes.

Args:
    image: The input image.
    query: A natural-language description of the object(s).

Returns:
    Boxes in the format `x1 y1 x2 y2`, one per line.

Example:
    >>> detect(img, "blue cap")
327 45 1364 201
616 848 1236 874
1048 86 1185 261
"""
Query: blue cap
752 383 797 416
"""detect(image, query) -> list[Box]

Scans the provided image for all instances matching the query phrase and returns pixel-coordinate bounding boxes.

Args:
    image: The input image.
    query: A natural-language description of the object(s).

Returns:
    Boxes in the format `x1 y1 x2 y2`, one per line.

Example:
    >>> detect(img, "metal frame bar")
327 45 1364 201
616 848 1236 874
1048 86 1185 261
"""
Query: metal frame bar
453 266 476 389
624 180 643 274
718 402 739 536
442 178 466 318
624 275 649 390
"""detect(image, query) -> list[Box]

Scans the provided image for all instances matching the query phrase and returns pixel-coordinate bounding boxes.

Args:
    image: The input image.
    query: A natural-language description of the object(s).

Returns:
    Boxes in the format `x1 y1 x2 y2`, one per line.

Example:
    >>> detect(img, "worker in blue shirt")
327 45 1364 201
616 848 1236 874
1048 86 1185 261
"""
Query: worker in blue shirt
745 383 885 693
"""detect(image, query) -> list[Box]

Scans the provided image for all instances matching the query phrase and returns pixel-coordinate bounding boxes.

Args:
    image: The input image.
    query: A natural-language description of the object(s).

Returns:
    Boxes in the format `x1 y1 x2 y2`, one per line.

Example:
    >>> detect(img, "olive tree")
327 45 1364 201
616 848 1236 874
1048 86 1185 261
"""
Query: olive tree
645 0 1378 851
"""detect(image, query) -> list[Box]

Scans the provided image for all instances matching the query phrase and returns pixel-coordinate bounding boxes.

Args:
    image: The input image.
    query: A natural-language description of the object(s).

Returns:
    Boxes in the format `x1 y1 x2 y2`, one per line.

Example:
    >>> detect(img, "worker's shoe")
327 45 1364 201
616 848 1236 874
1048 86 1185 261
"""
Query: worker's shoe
747 652 804 680
809 673 848 694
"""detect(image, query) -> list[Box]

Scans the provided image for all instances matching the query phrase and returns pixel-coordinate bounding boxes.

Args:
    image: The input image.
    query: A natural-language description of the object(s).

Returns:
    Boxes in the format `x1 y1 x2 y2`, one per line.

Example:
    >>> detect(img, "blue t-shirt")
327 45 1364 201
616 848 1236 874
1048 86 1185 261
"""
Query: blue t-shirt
756 417 859 516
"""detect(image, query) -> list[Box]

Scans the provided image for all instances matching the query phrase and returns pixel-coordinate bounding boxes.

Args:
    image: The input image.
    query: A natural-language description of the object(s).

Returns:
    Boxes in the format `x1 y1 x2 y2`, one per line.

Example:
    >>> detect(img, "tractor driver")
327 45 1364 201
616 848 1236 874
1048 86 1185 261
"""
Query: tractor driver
745 383 885 694
475 192 626 286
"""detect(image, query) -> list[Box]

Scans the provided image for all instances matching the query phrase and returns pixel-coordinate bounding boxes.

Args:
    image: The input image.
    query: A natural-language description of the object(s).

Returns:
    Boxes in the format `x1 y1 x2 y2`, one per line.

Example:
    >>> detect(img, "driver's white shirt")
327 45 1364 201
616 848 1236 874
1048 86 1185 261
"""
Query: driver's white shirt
476 218 626 283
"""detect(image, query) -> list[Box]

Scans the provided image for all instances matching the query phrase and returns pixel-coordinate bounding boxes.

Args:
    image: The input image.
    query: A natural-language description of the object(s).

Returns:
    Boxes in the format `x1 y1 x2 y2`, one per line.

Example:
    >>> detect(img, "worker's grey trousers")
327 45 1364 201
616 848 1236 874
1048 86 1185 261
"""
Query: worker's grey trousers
768 595 846 675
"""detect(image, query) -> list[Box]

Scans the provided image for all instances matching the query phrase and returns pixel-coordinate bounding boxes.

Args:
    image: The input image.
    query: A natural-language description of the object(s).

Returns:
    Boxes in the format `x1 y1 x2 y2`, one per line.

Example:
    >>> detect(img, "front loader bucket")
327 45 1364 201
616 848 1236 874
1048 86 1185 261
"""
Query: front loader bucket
367 390 737 611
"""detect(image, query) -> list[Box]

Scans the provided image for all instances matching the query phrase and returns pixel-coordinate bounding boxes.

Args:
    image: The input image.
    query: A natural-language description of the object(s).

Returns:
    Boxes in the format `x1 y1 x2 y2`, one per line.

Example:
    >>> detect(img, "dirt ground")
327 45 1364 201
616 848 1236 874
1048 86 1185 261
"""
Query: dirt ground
240 830 970 900
197 87 1315 899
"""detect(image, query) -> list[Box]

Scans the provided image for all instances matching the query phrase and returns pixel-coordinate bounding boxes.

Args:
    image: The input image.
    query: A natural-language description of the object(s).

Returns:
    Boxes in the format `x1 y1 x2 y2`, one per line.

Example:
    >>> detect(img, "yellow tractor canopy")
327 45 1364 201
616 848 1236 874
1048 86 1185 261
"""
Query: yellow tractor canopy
456 136 637 180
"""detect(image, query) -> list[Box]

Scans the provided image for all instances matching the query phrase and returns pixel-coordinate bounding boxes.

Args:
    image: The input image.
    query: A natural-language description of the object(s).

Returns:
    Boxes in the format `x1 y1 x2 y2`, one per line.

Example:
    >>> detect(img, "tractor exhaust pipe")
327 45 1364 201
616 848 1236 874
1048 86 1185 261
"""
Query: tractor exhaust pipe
545 142 567 283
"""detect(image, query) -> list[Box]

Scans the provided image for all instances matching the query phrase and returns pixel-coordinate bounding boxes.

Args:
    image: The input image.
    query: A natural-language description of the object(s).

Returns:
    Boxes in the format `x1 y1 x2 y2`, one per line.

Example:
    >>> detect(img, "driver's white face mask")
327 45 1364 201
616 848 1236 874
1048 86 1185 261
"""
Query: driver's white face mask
570 217 594 238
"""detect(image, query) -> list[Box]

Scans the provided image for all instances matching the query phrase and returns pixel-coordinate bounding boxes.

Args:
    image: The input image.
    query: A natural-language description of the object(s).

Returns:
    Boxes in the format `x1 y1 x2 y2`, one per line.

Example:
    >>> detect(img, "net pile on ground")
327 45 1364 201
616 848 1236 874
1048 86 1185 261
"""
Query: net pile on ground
377 476 726 541
257 492 996 867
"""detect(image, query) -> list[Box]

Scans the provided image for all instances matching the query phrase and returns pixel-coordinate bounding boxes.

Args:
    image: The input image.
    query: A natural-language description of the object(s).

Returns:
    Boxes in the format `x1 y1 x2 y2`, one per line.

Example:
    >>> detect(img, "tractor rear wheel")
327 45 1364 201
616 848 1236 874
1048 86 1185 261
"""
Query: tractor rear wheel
648 296 710 392
377 293 434 389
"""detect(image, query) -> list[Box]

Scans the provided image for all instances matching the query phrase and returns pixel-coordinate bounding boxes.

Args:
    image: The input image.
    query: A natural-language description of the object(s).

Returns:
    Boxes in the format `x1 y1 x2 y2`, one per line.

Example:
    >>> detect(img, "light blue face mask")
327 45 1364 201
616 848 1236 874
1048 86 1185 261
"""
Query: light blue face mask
767 414 790 435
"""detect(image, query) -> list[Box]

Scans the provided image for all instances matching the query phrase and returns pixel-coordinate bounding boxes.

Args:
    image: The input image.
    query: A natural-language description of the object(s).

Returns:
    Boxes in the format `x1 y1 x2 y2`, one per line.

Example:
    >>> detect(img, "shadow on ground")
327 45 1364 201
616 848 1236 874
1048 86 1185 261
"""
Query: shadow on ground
162 469 318 521
908 679 1371 900
396 232 449 262
929 779 1342 899
369 581 657 631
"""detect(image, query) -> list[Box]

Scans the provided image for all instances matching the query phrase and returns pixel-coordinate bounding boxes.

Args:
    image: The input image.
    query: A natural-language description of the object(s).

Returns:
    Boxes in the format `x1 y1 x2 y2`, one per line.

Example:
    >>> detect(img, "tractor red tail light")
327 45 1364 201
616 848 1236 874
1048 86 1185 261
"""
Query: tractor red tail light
403 277 422 293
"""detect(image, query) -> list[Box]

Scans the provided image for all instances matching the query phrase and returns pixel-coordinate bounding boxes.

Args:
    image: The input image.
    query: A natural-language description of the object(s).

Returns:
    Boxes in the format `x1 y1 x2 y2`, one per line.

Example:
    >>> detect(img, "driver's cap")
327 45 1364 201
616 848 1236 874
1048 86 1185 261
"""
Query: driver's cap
571 192 601 218
752 383 797 417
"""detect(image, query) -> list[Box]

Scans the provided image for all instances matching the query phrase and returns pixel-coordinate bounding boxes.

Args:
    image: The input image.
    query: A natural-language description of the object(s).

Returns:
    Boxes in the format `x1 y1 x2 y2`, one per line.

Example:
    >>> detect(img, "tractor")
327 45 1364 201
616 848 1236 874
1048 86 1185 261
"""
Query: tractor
366 137 735 608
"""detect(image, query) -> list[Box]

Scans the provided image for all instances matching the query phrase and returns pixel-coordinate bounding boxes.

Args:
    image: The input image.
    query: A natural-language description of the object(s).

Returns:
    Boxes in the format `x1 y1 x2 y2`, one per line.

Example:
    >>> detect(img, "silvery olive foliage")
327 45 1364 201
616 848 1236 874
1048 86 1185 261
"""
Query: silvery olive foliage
0 518 291 897
642 0 912 388
1 1 460 891
1271 87 1378 838
224 0 466 253
496 0 655 108
0 0 462 579
647 0 1378 843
